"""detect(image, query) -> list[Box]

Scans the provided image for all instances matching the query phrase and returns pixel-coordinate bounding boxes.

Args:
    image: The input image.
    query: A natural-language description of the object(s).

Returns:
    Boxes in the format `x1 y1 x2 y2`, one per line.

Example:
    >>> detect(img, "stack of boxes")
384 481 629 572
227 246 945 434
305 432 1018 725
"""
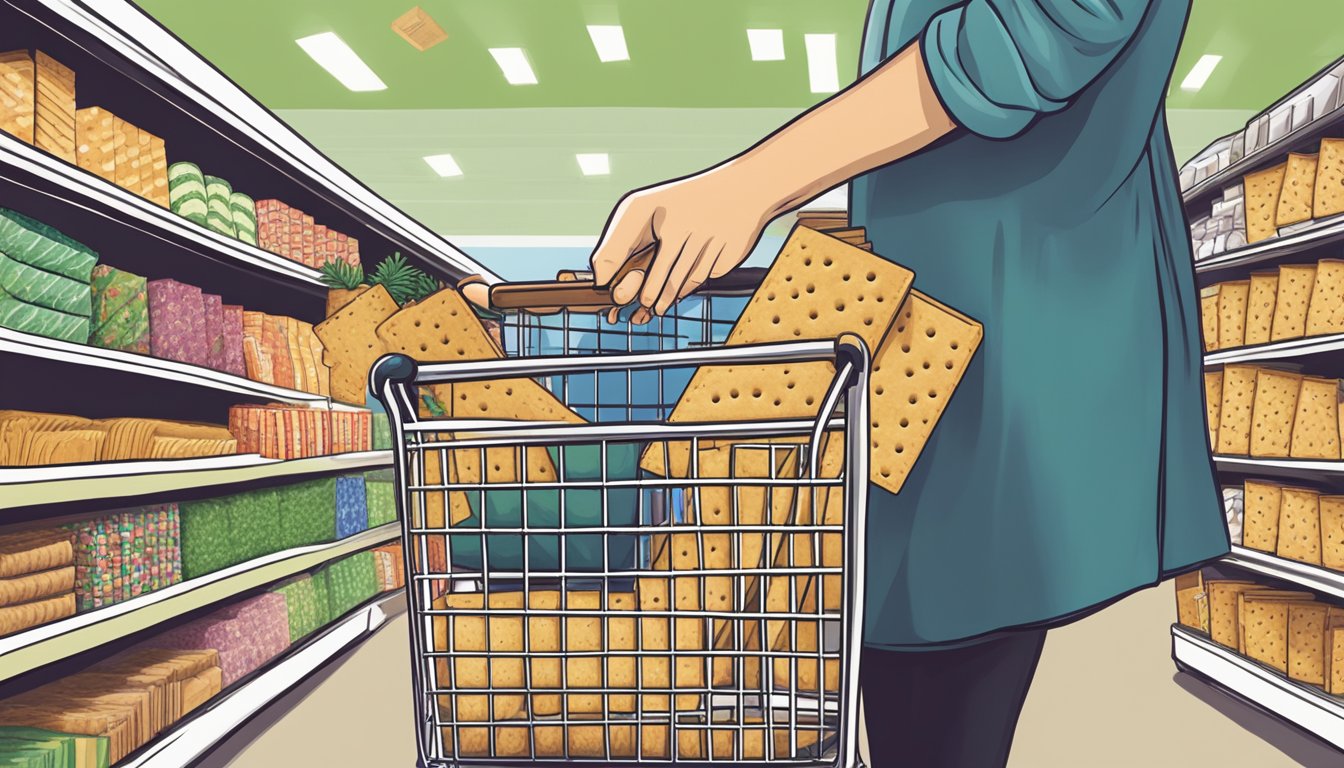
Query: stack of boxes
0 207 97 343
0 528 75 637
68 504 181 611
227 404 371 459
255 199 359 269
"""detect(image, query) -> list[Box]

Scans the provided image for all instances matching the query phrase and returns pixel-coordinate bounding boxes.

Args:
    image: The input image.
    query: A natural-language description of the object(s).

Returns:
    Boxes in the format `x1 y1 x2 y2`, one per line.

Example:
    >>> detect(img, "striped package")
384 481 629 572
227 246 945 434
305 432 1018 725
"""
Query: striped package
203 175 236 237
0 207 98 282
75 106 118 182
33 52 75 163
145 131 169 206
229 192 257 246
0 51 34 145
167 162 208 226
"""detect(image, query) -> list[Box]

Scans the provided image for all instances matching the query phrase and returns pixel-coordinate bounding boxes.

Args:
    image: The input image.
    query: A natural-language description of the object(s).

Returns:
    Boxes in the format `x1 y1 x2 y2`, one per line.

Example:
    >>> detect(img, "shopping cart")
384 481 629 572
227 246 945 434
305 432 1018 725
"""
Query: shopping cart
372 304 870 767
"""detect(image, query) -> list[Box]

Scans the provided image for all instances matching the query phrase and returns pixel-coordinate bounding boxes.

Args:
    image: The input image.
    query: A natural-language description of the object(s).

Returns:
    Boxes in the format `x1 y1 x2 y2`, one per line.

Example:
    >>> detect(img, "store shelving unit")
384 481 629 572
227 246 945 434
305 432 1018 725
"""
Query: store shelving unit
1172 625 1344 751
1178 49 1344 748
0 0 447 755
0 449 390 512
119 590 406 768
0 523 399 683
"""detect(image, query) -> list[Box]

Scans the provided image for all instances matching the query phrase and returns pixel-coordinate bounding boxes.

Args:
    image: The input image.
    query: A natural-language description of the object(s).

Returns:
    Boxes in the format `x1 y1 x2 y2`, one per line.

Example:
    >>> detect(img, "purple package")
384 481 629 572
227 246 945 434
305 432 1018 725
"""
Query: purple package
203 294 225 371
221 305 246 377
147 279 208 366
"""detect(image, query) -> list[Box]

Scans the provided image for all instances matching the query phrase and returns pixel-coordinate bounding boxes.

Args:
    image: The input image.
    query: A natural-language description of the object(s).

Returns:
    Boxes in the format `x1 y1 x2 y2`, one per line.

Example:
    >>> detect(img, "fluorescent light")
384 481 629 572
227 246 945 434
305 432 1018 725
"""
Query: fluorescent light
295 32 386 92
424 153 462 177
587 25 629 62
747 29 785 61
489 47 538 85
1180 54 1223 92
804 34 839 93
576 153 610 176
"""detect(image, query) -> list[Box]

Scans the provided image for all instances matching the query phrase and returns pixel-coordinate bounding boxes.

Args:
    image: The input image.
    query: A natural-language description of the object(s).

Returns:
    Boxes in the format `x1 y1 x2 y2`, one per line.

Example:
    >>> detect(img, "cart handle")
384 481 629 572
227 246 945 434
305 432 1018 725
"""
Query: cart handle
370 335 868 392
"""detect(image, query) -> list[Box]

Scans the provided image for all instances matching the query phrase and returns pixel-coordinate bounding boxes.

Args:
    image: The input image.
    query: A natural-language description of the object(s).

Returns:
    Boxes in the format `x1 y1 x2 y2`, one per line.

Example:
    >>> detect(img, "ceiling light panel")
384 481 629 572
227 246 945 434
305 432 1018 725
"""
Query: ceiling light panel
489 47 538 85
576 153 611 176
1180 54 1223 92
424 153 463 177
804 34 839 94
295 32 386 92
748 29 785 61
587 25 630 62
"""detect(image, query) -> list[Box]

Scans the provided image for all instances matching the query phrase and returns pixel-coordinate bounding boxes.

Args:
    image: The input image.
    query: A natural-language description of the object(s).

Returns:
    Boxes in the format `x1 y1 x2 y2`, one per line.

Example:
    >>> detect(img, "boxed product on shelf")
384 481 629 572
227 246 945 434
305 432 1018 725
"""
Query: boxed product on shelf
335 474 368 539
147 278 207 366
1173 570 1207 631
271 574 323 643
32 51 76 163
372 542 405 591
179 495 235 579
220 303 245 377
0 646 222 763
240 310 329 394
317 550 377 620
1224 486 1245 546
0 207 97 343
1319 138 1344 219
255 198 360 269
277 477 339 548
0 725 109 767
365 468 396 527
230 191 257 246
75 106 117 183
148 592 290 686
223 487 279 565
203 175 236 237
68 504 183 610
227 404 371 459
203 292 224 370
0 50 35 145
0 528 75 637
88 264 150 353
167 161 207 225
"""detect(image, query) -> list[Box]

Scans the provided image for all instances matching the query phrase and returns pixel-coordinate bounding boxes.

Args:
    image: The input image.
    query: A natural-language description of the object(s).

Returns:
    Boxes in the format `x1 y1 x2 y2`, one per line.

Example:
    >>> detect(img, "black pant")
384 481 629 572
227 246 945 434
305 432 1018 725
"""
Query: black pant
861 629 1046 768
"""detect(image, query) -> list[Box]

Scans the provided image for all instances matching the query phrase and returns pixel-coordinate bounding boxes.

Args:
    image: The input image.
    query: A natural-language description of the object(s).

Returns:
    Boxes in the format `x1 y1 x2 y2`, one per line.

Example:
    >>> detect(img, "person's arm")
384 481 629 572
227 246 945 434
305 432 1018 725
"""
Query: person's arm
592 0 1153 318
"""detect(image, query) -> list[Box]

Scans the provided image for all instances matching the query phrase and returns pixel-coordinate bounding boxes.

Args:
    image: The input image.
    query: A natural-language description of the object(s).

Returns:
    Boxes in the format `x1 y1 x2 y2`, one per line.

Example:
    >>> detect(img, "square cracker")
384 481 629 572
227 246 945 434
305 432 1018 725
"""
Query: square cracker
1276 152 1319 227
1314 138 1344 219
640 225 915 478
313 284 399 405
1271 264 1316 342
1216 280 1249 350
1249 368 1301 458
1277 487 1322 565
1200 285 1220 352
1245 163 1286 244
1245 272 1278 346
1290 377 1341 460
1204 370 1222 450
1216 364 1259 456
1306 259 1344 336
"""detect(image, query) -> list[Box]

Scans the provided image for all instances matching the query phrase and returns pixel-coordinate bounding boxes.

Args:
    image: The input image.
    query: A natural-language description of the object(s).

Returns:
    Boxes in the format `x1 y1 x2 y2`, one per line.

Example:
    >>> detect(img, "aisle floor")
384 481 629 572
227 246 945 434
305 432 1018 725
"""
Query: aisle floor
211 581 1340 767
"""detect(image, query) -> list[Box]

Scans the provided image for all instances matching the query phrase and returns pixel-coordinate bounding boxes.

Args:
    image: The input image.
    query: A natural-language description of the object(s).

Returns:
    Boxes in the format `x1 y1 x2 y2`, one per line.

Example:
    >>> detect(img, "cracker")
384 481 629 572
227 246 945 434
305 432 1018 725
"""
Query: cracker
1245 272 1279 345
637 576 704 711
1315 138 1344 219
112 117 141 194
314 284 398 405
1216 364 1258 455
1200 285 1220 351
1276 152 1319 227
1245 163 1286 243
1271 264 1316 341
1242 479 1283 554
1204 370 1222 450
75 107 117 182
1206 580 1258 649
1174 570 1204 630
1216 280 1249 349
1242 592 1315 673
0 50 34 145
1306 259 1344 336
1322 496 1344 571
1290 377 1341 459
1277 487 1322 565
1250 368 1302 458
1289 602 1331 685
640 226 915 478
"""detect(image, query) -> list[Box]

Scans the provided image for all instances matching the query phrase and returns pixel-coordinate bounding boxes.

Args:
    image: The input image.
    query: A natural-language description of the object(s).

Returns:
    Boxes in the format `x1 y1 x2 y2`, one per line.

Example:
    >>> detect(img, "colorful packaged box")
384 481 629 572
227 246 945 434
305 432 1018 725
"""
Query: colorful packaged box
147 279 207 366
89 264 149 353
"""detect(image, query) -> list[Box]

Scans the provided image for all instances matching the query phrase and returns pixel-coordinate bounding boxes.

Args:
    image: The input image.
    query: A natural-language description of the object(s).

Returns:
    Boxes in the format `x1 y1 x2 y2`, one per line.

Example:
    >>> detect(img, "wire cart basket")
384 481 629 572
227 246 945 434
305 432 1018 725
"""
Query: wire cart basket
372 294 870 768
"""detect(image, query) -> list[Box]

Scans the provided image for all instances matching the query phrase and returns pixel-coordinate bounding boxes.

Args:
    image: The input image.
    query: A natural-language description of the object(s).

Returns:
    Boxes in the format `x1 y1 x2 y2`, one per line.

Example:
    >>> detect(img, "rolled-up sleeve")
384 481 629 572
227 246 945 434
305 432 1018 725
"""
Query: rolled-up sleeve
922 0 1152 139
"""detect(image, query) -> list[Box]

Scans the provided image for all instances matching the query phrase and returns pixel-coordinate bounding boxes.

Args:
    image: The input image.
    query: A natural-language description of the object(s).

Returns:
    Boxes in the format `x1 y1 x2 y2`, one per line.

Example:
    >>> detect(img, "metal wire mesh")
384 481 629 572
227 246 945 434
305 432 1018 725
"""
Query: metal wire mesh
375 327 867 768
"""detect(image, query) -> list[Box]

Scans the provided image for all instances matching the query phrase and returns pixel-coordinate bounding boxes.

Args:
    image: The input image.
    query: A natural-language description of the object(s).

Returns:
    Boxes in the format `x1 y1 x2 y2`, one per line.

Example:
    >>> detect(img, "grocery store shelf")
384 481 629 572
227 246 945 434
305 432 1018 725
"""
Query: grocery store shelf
121 590 405 768
0 450 391 511
1194 214 1344 275
1205 332 1344 365
1211 456 1344 481
1171 624 1344 750
0 132 325 292
0 327 364 410
0 523 401 684
20 0 497 284
1222 546 1344 601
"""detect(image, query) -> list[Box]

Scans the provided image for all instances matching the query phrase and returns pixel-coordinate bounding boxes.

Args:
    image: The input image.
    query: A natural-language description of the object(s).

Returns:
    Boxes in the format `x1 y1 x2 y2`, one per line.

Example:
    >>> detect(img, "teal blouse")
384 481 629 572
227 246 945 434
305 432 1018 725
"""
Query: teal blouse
851 0 1229 647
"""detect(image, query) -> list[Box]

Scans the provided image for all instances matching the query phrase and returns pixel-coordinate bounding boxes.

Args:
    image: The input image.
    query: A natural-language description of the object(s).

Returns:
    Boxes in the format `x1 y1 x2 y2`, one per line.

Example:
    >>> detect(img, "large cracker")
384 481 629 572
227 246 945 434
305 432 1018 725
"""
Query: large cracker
637 576 704 711
1217 364 1258 455
1245 163 1286 243
1289 602 1331 686
1314 138 1344 219
1206 580 1259 649
1323 496 1344 571
1200 285 1220 351
1290 377 1341 459
314 284 398 405
867 291 982 492
1277 487 1322 565
431 592 526 723
1250 368 1302 458
1242 479 1283 553
1216 280 1249 349
1272 264 1316 342
1242 593 1315 673
1306 259 1344 336
1204 370 1223 450
640 226 915 478
1245 272 1279 345
1276 152 1319 227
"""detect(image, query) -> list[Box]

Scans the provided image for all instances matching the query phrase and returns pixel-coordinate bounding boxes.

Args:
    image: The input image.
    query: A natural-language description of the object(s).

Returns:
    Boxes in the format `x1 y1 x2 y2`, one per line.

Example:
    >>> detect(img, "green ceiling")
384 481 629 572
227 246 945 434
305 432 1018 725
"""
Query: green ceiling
137 0 1342 111
138 0 867 109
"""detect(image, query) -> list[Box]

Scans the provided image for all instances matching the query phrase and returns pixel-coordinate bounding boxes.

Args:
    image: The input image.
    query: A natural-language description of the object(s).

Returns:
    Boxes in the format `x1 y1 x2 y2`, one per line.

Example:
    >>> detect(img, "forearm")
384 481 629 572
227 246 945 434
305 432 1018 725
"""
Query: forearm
733 42 956 218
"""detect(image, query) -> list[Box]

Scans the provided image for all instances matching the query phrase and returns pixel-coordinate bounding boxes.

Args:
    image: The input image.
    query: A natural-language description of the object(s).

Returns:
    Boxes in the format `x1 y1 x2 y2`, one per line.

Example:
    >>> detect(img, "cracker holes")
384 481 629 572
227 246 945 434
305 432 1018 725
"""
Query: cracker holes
901 344 911 353
905 368 915 378
835 300 846 312
908 394 918 405
419 343 428 352
842 273 852 282
922 361 931 370
928 390 938 399
899 418 909 428
809 310 819 320
767 292 776 301
805 396 815 406
729 389 740 399
945 361 955 370
895 444 905 454
866 271 877 282
926 328 937 338
772 316 782 325
823 257 833 267
950 341 960 350
414 320 422 328
804 257 813 267
791 289 800 299
875 386 885 396
752 388 763 399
